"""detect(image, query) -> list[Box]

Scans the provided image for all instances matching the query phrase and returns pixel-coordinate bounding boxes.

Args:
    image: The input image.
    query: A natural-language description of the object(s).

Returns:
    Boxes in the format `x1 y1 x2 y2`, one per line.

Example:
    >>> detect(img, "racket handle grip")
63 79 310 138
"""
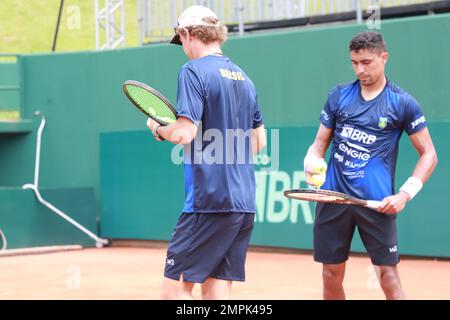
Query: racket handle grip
365 200 382 209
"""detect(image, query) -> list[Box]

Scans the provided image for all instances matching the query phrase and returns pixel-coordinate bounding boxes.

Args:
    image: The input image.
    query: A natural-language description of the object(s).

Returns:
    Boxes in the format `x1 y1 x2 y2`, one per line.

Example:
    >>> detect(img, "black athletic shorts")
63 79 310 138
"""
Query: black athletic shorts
314 202 399 266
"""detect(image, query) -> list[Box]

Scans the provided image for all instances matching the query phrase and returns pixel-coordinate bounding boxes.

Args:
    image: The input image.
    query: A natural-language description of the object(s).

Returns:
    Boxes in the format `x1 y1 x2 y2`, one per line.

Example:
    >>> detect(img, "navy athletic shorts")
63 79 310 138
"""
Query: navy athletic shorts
164 212 254 283
314 202 399 266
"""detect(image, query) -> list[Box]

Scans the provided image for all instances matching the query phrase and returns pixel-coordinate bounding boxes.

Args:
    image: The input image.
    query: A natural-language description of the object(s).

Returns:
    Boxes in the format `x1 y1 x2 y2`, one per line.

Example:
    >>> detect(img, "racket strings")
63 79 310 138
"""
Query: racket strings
285 190 368 206
125 85 176 120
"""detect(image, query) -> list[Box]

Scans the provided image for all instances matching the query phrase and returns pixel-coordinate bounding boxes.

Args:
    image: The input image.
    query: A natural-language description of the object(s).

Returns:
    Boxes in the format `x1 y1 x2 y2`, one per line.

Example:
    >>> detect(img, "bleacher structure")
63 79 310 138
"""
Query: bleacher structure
135 0 450 45
94 0 126 50
93 0 450 49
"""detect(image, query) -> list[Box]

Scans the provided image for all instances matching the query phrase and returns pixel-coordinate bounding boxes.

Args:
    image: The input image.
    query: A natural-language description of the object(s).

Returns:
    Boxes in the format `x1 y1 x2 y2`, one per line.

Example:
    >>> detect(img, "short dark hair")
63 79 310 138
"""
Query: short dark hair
349 31 387 53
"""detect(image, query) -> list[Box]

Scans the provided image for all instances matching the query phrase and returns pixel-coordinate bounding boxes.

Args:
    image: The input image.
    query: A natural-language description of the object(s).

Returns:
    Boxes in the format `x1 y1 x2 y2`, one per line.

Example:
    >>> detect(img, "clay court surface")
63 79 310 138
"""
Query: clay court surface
1 245 449 300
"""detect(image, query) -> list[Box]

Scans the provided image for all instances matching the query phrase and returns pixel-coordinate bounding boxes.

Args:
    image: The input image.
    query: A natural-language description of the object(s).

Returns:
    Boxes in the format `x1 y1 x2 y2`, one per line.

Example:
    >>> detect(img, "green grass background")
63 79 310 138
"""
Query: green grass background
0 0 432 54
0 0 139 54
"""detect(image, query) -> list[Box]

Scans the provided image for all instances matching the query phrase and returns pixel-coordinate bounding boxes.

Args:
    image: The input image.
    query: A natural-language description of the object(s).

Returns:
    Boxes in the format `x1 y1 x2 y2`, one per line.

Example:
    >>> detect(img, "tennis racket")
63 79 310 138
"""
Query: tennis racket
284 189 381 210
122 80 177 126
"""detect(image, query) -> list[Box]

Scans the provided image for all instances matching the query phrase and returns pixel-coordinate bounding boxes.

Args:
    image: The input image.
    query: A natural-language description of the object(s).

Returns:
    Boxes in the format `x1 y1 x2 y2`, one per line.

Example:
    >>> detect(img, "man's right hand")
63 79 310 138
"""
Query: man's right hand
146 118 164 142
304 155 327 188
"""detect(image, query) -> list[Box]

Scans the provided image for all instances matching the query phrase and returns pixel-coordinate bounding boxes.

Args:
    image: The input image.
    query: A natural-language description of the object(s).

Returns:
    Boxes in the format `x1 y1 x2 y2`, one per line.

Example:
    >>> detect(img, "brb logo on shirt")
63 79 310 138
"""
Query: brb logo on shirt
336 126 378 178
340 126 377 144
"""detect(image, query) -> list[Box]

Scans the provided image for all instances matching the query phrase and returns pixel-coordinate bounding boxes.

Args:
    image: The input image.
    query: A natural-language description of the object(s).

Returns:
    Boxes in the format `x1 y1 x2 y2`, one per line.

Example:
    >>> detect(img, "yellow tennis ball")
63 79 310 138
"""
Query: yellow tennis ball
308 174 326 188
304 156 327 174
311 159 327 175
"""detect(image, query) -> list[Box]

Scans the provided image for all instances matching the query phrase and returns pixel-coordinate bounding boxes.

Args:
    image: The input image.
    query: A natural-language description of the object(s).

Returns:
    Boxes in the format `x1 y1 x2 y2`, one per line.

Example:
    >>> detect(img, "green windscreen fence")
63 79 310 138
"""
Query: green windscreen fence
1 13 449 254
0 187 97 249
100 122 450 258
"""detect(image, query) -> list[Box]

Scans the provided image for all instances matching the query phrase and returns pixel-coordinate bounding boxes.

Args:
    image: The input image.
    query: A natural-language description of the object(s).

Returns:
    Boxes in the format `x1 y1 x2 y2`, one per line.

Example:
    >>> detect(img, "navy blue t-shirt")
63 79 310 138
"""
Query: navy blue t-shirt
176 54 263 213
320 79 427 201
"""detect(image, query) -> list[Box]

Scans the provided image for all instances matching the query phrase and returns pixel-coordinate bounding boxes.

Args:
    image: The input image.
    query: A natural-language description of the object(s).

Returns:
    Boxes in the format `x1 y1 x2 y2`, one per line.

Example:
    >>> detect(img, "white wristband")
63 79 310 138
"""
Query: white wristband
400 177 423 200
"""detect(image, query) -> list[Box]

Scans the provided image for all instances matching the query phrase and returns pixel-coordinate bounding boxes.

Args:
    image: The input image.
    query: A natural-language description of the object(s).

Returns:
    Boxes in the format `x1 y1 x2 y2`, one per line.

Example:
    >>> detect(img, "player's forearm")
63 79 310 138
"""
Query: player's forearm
411 149 438 184
157 123 195 145
307 143 327 159
307 125 333 159
252 126 267 155
252 141 261 155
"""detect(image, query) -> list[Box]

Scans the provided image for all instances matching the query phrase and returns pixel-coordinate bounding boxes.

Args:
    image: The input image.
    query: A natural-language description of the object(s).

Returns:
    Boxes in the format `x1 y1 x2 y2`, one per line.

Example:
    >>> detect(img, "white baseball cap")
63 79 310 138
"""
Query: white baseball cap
170 5 220 45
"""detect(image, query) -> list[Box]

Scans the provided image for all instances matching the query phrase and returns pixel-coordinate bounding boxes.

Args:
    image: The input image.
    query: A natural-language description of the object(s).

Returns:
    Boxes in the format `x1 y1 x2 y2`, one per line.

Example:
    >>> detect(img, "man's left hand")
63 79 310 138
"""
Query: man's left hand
378 191 411 214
